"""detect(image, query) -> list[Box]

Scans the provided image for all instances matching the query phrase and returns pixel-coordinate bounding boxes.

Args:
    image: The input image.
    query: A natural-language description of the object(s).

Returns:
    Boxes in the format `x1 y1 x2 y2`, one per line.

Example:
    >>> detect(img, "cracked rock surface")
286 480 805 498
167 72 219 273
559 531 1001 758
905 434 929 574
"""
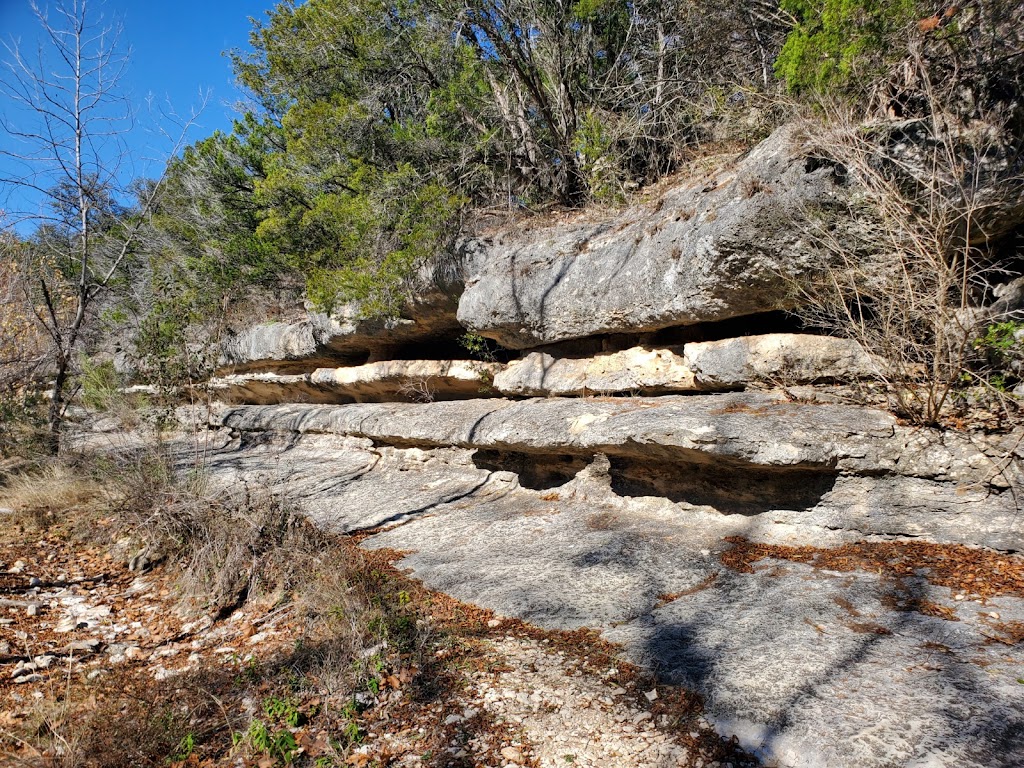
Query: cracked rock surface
192 396 1024 767
457 125 850 349
214 392 1019 493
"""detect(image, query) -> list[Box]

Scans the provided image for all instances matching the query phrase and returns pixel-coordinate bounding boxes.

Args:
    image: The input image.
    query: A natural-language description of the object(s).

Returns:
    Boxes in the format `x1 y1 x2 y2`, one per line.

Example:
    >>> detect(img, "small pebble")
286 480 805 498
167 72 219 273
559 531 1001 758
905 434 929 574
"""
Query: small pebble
499 746 524 763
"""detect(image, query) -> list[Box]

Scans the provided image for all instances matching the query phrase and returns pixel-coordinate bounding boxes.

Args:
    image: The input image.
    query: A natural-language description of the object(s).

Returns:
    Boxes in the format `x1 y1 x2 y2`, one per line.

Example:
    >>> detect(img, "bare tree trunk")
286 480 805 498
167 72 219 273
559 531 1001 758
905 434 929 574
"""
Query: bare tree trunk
45 358 70 454
0 1 202 455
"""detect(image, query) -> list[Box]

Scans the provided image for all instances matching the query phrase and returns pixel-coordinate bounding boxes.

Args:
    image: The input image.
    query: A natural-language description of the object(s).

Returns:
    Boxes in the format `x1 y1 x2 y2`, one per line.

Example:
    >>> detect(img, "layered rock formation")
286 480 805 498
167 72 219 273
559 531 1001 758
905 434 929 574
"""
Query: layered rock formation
217 256 471 374
457 125 850 349
214 393 1020 548
185 121 1024 768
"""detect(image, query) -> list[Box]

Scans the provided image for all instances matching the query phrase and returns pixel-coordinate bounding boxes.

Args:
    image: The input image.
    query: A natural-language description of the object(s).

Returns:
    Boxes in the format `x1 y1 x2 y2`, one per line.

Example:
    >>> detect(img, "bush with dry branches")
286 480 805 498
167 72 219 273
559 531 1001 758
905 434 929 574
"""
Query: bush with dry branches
788 99 1022 424
112 448 323 615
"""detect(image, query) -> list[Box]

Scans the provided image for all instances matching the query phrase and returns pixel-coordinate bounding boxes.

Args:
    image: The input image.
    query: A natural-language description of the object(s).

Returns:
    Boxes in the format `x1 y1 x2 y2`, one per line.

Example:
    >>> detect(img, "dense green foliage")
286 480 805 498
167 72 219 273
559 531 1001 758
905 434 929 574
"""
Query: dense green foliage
154 0 789 317
775 0 918 93
171 0 1013 322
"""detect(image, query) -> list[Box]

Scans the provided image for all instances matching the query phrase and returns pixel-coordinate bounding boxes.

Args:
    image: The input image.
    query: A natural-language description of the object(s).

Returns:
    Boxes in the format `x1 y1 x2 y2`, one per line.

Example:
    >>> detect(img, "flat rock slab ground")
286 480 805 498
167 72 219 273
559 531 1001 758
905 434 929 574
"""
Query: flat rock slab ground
193 423 1024 768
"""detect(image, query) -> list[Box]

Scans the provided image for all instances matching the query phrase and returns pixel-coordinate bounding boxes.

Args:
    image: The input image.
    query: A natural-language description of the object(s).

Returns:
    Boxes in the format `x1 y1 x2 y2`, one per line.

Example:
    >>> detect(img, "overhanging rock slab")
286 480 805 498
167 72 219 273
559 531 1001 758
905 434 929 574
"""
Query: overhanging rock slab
213 393 1007 487
208 360 504 404
457 125 850 348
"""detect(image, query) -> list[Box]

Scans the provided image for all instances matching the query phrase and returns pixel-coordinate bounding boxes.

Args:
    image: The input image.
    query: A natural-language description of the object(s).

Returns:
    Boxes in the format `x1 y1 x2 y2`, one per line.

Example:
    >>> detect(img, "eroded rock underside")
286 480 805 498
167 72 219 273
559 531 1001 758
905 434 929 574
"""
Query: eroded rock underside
184 123 1024 768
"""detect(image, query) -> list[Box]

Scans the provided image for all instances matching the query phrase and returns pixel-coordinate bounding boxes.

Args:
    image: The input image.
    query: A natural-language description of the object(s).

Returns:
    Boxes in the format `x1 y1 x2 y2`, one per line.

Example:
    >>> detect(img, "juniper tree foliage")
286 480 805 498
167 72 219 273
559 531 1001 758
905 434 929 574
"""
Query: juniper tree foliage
161 0 787 316
149 0 1023 336
774 0 918 95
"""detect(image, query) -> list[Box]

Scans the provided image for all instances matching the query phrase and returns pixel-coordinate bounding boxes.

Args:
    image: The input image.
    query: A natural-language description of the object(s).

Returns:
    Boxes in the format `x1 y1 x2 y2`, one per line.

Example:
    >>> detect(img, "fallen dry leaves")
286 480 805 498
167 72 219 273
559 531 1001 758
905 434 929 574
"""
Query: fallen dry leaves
720 537 1024 600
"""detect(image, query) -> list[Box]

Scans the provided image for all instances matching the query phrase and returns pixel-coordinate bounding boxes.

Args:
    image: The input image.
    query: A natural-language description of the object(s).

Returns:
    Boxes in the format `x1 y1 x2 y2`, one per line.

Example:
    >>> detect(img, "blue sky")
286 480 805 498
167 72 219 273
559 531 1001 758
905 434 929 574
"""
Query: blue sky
0 0 271 229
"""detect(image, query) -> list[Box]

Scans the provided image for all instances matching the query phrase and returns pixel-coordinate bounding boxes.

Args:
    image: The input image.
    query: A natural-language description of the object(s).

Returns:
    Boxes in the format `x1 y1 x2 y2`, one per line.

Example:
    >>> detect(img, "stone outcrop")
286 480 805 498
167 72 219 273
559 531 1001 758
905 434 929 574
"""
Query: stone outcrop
455 120 1024 350
876 118 1024 243
190 409 1024 768
684 332 878 388
214 393 1019 514
218 256 472 374
494 346 696 396
494 333 876 396
208 372 338 405
208 360 503 404
457 125 852 348
156 117 1024 768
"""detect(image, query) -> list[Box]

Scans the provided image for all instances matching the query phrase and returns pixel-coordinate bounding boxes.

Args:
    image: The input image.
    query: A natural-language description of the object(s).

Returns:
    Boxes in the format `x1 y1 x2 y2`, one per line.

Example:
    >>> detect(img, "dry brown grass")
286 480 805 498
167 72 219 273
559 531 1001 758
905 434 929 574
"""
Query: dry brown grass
786 104 1022 425
0 448 434 768
110 448 327 616
0 464 108 532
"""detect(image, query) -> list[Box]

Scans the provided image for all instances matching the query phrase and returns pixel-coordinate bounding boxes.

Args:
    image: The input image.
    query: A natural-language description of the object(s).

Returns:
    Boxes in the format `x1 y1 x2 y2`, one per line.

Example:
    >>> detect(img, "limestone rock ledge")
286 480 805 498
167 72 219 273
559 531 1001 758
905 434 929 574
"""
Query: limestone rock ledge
457 125 850 348
494 333 877 396
208 360 503 404
218 255 473 374
310 359 501 402
203 389 1024 550
208 372 333 405
457 120 1024 350
213 393 1016 492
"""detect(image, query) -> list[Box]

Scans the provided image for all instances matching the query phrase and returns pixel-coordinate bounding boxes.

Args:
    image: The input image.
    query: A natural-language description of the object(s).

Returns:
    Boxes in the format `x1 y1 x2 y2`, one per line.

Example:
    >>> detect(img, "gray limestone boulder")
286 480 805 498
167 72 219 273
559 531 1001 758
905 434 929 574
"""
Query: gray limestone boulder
457 125 852 348
214 393 1014 492
218 255 473 374
494 346 695 396
685 333 879 389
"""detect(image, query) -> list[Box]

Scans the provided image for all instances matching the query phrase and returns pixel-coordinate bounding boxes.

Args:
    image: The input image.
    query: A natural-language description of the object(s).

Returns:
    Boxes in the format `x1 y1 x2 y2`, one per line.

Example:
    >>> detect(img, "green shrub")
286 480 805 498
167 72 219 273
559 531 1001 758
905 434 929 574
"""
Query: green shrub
79 357 121 411
775 0 918 95
974 320 1024 390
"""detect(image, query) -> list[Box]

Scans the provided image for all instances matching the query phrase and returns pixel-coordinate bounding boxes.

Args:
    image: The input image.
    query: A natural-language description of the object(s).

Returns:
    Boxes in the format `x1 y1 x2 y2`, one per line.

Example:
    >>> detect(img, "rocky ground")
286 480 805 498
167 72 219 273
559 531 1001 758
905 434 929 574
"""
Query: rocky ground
187 396 1024 768
0 486 753 768
4 413 1024 768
